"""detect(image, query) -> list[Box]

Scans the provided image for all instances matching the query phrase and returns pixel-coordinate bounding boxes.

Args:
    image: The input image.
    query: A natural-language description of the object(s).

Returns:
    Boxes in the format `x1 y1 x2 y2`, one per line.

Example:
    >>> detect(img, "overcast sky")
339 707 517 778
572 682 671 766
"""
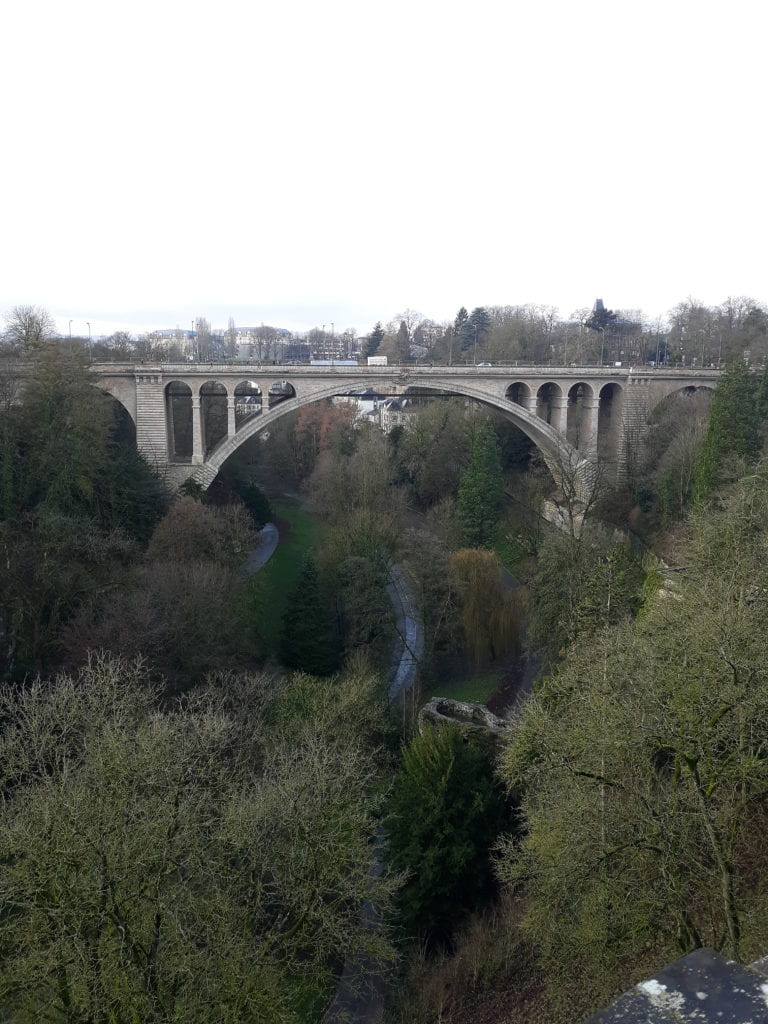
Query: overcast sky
2 0 765 337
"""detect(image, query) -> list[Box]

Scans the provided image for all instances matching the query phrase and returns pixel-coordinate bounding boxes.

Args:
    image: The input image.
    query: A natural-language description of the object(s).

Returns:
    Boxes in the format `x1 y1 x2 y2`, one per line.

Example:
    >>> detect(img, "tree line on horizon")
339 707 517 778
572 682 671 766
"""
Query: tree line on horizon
5 296 768 368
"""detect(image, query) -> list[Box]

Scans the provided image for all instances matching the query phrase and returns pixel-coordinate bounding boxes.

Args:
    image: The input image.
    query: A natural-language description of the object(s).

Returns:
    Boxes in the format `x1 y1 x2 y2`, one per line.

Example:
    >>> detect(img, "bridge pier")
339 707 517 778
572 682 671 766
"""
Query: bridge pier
191 396 203 464
551 397 568 436
227 396 236 438
582 396 600 459
135 372 168 466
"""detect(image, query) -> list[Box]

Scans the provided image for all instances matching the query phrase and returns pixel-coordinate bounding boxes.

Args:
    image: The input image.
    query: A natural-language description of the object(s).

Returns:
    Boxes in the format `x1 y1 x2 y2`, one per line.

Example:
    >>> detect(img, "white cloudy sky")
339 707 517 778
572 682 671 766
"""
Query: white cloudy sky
2 0 766 337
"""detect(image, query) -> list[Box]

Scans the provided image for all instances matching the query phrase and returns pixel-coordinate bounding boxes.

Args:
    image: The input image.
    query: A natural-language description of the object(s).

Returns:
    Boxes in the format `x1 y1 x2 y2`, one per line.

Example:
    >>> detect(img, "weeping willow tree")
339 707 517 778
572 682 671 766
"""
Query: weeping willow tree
449 548 519 668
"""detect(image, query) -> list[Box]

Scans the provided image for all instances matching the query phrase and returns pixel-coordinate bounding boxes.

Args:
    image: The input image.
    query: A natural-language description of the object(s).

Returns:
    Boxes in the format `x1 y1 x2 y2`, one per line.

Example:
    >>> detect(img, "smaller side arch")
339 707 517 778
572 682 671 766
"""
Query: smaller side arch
537 381 566 433
166 380 193 461
647 379 716 420
95 377 137 426
506 381 533 410
267 379 297 409
566 382 596 451
200 381 228 456
597 382 624 462
234 380 263 429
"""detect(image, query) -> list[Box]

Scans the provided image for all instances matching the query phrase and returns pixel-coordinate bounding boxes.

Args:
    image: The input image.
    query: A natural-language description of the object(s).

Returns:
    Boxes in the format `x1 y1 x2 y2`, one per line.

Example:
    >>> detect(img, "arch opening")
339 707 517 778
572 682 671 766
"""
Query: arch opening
200 381 228 457
651 385 716 432
666 384 715 401
536 382 563 426
98 389 136 447
566 382 595 451
166 381 192 461
268 380 296 409
234 380 263 430
506 381 532 408
597 382 624 462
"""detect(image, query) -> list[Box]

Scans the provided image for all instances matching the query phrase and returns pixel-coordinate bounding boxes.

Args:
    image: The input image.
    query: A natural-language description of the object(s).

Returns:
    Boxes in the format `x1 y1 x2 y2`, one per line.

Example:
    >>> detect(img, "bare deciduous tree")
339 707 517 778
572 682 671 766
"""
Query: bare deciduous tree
2 304 55 352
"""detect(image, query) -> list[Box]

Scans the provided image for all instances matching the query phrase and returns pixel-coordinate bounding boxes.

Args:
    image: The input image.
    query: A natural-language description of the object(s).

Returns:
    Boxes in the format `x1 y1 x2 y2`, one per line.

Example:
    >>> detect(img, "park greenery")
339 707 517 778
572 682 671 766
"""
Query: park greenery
6 307 768 1022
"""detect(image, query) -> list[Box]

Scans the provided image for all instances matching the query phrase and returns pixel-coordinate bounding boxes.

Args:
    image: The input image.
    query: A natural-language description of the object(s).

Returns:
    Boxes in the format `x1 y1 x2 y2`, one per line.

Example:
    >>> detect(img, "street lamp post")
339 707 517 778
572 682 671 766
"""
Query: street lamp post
68 319 73 339
86 322 92 362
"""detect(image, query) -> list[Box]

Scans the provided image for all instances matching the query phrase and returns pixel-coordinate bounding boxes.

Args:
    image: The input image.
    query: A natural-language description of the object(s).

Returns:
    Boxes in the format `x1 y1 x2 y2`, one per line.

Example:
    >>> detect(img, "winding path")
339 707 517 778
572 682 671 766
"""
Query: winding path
241 525 423 1024
386 563 425 701
324 564 423 1024
237 522 279 578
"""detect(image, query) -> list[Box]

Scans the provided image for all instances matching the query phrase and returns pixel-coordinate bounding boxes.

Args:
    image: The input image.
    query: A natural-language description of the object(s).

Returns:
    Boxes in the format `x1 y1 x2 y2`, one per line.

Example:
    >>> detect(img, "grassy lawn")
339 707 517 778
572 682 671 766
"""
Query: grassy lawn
248 497 326 654
429 668 503 705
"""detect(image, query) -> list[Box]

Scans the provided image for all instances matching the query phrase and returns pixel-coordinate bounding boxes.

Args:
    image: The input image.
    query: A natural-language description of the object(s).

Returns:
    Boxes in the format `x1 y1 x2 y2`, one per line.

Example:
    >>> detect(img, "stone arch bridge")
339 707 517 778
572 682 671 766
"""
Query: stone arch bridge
93 363 720 498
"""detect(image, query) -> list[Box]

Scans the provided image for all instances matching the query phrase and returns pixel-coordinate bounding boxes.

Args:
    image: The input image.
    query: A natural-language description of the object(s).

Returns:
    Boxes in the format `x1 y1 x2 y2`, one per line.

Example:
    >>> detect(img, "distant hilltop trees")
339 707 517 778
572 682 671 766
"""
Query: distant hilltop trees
4 295 768 367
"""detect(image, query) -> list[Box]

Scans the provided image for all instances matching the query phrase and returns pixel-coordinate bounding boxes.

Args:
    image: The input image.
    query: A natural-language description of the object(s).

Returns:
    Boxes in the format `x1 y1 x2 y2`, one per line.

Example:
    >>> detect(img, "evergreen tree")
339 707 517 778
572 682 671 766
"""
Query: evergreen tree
455 421 504 548
395 320 410 364
585 302 617 334
694 360 760 498
280 556 342 675
386 724 507 943
364 321 385 359
466 306 491 353
453 307 469 351
757 358 768 423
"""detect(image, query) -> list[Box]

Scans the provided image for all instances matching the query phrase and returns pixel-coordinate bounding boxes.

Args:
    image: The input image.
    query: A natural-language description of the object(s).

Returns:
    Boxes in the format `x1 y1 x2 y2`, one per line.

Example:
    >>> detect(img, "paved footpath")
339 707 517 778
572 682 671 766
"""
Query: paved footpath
240 528 418 1024
324 565 423 1024
238 522 279 579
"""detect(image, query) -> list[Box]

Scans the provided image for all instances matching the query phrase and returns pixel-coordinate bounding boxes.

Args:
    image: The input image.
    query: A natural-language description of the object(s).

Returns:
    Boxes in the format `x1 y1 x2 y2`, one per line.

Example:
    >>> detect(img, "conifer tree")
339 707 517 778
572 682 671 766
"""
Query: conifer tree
756 359 768 423
455 421 504 548
363 321 385 359
454 303 473 352
694 360 760 498
466 306 491 352
386 724 507 942
280 556 342 676
395 321 410 364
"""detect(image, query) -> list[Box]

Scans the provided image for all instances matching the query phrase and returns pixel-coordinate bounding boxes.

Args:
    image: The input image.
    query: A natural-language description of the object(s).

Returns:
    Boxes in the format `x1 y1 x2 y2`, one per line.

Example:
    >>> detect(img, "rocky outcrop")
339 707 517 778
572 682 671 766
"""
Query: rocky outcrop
418 697 510 737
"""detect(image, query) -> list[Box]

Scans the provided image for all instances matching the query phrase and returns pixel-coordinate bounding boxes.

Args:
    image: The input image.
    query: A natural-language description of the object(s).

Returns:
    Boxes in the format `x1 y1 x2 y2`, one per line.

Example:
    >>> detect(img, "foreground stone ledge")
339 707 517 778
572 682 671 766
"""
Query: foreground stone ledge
585 947 768 1023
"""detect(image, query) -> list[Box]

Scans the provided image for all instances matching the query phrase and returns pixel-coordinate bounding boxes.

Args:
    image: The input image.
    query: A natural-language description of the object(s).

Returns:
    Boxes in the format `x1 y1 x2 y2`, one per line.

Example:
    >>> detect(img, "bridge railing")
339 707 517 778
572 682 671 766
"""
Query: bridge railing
91 362 723 379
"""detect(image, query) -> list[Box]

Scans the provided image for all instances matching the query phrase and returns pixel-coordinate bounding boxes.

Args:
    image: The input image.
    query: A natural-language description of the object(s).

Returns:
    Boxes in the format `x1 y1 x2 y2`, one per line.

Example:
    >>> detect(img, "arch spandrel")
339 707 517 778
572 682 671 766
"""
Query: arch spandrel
93 377 137 425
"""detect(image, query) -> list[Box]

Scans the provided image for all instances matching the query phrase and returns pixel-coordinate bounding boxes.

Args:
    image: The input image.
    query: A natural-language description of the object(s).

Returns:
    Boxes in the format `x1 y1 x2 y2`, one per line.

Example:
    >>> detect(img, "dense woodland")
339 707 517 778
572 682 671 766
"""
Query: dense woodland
3 308 768 1022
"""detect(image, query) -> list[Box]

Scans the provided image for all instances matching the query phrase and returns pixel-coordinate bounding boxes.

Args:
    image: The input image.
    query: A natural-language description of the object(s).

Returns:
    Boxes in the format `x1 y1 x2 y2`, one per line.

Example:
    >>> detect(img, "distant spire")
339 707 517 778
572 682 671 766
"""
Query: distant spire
594 298 605 312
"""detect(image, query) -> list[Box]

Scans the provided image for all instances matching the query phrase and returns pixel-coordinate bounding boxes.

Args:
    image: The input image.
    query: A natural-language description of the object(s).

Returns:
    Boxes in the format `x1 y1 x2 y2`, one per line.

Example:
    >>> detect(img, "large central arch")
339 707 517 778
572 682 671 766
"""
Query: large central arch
189 375 596 502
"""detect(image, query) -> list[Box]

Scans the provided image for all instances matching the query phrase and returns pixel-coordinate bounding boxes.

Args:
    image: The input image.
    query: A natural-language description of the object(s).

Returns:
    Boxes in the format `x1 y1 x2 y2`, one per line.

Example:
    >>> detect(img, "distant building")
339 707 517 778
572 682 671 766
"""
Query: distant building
284 343 311 363
378 397 412 434
148 328 194 352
